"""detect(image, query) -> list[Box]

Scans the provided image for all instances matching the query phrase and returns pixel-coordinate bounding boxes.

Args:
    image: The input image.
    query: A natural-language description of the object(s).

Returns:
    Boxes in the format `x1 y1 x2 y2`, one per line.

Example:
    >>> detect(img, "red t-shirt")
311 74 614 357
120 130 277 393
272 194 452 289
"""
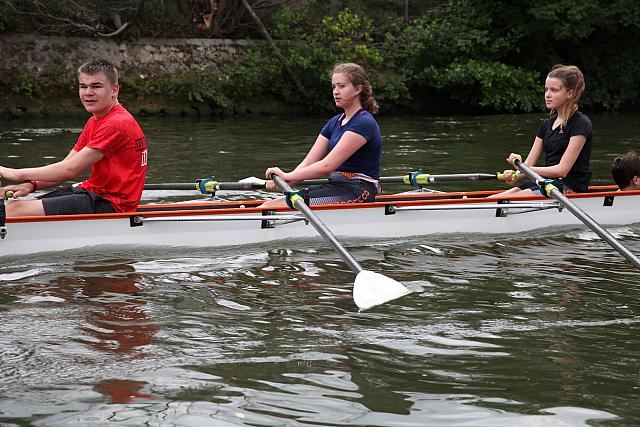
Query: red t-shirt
75 104 147 212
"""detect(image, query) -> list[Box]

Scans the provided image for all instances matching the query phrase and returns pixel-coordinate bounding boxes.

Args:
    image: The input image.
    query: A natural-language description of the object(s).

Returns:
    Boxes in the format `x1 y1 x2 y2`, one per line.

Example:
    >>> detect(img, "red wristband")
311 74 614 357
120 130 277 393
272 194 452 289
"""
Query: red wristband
24 180 38 192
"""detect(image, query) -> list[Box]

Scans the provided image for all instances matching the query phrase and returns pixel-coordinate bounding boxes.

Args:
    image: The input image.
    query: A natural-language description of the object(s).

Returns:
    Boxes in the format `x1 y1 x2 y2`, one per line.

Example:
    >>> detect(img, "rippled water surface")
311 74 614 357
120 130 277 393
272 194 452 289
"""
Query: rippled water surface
1 113 639 426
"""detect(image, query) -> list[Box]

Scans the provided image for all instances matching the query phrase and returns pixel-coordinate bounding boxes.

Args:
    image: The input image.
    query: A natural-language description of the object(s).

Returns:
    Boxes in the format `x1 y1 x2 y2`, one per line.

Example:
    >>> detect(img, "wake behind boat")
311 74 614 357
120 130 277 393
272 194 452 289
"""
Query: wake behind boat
1 185 638 258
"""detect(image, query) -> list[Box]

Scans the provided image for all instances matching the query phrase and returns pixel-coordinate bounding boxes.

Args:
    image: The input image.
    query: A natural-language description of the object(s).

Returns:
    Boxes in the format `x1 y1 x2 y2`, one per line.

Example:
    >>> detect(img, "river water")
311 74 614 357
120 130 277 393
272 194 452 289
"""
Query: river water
0 112 639 426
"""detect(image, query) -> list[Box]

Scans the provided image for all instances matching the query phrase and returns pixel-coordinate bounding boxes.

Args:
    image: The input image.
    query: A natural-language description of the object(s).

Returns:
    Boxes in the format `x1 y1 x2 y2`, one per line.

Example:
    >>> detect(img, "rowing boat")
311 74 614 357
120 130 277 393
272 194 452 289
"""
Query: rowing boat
1 185 638 257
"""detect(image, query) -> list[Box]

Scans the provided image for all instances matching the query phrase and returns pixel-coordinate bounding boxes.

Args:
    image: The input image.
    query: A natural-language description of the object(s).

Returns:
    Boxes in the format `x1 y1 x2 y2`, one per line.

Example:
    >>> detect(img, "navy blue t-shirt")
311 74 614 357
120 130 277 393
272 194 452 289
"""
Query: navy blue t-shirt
536 111 593 192
320 108 382 179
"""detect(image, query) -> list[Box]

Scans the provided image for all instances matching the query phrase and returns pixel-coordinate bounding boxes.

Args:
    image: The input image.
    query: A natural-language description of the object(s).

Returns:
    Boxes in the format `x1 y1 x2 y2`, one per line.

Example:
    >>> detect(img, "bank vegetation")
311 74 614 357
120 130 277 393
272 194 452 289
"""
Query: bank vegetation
1 0 638 116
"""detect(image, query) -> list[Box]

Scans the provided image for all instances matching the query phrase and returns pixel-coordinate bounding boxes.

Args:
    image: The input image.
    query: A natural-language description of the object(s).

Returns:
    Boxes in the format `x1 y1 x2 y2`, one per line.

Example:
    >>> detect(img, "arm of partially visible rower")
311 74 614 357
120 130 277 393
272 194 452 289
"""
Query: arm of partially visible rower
0 147 103 199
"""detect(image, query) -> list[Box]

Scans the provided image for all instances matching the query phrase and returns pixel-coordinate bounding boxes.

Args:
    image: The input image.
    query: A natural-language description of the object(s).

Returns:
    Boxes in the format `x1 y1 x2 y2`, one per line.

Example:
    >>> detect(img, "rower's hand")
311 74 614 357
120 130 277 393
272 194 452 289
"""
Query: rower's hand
265 167 300 188
0 183 30 199
265 167 295 182
265 167 286 180
501 169 520 186
265 167 286 191
506 153 522 167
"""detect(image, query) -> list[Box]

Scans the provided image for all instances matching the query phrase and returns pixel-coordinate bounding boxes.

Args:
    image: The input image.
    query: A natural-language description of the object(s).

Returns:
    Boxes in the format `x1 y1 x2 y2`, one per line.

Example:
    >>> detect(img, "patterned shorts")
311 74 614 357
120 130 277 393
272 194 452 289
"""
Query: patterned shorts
307 172 379 205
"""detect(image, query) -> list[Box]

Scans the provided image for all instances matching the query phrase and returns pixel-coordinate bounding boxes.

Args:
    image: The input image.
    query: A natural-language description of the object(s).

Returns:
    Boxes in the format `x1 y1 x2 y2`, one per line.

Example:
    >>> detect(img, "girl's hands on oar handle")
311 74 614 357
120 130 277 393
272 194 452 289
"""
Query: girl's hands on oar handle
507 153 523 167
500 170 523 186
502 153 525 186
264 167 302 191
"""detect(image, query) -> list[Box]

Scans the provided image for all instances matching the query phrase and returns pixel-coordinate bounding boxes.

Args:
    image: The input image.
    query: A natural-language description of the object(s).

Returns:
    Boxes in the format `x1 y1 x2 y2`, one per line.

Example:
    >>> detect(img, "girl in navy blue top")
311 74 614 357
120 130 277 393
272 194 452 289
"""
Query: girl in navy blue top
493 65 593 197
261 63 382 207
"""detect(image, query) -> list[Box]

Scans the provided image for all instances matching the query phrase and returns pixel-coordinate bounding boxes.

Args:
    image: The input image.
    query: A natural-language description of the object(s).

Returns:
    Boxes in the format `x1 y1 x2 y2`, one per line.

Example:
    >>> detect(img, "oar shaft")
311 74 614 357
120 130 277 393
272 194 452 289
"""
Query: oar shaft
515 160 640 269
146 172 501 191
395 173 499 183
144 181 265 192
301 173 499 186
144 183 196 190
216 182 266 191
272 175 363 274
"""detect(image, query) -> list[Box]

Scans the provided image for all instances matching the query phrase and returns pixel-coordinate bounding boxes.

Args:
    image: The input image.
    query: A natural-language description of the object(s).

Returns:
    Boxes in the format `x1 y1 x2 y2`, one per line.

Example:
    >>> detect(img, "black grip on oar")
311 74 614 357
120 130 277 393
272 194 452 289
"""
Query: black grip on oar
144 183 197 190
144 180 266 193
381 172 500 184
216 182 266 191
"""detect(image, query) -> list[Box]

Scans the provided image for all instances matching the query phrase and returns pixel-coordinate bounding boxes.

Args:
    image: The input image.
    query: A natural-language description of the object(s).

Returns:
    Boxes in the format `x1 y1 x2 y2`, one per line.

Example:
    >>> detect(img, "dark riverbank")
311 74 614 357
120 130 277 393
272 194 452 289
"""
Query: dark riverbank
0 33 287 119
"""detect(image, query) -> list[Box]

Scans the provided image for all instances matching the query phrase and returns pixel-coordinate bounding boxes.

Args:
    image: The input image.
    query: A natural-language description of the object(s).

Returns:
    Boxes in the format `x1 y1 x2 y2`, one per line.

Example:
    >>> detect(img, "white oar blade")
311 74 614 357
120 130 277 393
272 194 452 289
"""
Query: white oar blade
353 270 411 311
239 176 267 186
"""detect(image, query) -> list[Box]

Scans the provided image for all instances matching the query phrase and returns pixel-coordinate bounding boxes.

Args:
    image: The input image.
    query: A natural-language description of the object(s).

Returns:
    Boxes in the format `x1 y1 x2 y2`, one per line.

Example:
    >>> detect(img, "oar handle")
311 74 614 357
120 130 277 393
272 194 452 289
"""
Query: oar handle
271 174 363 274
514 160 640 269
496 170 521 181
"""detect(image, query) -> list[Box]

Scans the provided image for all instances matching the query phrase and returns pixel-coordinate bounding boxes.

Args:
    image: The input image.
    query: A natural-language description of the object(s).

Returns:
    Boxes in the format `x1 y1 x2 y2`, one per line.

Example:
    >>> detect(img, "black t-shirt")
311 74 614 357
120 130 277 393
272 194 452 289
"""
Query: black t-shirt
535 111 593 192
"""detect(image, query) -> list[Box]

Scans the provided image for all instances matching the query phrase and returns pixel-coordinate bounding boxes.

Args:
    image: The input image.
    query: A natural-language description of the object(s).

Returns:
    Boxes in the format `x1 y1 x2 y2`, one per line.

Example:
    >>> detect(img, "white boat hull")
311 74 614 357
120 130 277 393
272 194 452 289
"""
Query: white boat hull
1 187 638 256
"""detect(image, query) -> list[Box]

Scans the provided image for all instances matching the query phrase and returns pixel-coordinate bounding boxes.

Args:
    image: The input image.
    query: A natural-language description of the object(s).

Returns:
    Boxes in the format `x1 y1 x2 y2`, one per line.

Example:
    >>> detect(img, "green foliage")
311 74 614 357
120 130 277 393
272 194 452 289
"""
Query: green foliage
10 74 42 99
379 1 535 112
422 60 541 112
316 9 381 64
225 8 384 112
483 0 640 111
2 0 640 113
121 67 229 109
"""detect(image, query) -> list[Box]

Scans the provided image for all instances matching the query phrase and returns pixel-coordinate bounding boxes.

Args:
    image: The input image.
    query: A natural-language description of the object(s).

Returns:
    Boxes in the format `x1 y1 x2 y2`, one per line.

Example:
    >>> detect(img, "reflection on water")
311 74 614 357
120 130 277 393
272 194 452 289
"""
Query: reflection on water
1 114 640 425
1 230 639 425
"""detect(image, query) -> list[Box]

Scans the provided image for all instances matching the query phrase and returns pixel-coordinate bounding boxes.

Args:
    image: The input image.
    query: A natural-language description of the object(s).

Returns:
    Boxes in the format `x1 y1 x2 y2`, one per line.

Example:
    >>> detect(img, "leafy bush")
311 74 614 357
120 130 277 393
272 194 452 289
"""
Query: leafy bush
3 0 640 113
8 74 42 98
420 60 541 112
224 8 384 112
121 67 228 109
224 3 544 113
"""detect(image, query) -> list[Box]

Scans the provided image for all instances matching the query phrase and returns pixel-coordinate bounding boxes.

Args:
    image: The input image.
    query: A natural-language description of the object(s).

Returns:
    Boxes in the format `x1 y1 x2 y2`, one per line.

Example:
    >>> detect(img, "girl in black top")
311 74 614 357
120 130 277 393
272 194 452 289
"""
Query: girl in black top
495 65 592 196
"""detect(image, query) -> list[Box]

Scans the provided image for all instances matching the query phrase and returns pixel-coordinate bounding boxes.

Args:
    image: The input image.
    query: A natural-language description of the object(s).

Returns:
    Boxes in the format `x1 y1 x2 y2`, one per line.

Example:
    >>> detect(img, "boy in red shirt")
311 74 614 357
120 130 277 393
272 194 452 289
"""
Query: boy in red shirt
0 58 147 216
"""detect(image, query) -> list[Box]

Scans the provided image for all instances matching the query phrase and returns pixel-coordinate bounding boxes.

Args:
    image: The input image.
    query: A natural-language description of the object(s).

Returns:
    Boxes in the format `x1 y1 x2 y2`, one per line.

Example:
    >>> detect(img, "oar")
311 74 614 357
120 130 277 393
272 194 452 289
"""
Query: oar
145 172 504 193
271 174 411 310
304 172 502 185
514 159 640 269
144 178 267 192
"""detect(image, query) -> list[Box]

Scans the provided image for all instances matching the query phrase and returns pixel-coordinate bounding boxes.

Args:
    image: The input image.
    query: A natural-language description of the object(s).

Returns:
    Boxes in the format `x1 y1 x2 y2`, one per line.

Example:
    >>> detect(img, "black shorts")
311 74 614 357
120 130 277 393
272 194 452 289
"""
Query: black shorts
38 187 116 215
307 172 378 205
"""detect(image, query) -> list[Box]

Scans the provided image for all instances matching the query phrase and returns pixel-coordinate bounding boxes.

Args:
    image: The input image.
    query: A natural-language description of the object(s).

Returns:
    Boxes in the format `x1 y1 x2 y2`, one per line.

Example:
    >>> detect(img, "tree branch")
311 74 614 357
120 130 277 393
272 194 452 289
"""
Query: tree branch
239 0 311 101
